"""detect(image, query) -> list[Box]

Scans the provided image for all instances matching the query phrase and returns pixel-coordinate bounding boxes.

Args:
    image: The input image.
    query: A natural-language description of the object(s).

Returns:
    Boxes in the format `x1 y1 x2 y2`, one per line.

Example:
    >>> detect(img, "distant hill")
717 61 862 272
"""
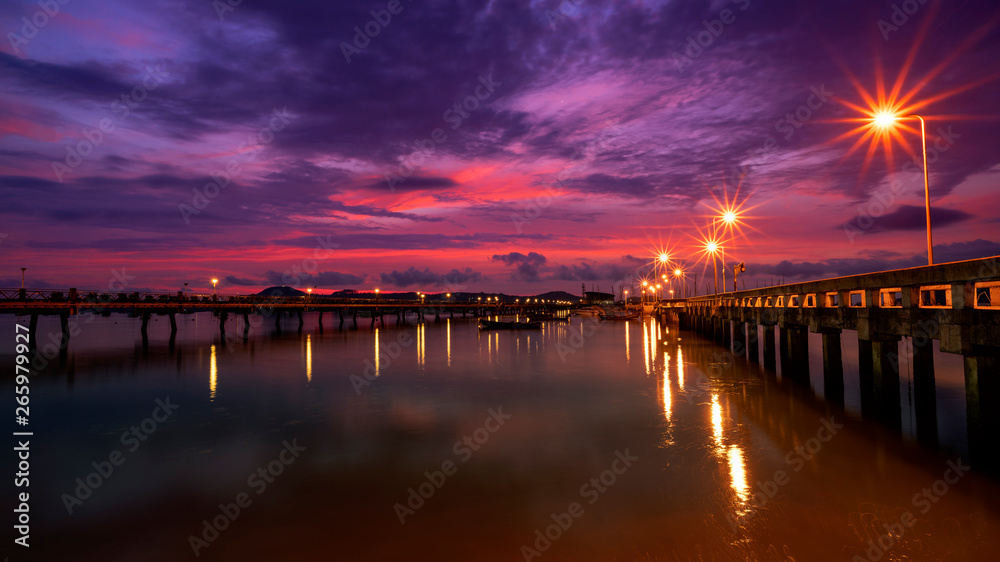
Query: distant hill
534 291 581 303
258 286 308 297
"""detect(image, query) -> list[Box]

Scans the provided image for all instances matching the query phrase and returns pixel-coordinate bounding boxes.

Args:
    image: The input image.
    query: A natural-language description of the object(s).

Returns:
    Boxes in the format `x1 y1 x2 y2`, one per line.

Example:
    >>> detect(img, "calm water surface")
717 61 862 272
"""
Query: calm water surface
3 311 1000 561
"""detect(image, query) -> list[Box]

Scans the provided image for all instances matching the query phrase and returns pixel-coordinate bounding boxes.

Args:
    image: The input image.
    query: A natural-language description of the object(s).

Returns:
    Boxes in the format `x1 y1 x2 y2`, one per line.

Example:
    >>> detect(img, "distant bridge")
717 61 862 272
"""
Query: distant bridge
0 288 570 342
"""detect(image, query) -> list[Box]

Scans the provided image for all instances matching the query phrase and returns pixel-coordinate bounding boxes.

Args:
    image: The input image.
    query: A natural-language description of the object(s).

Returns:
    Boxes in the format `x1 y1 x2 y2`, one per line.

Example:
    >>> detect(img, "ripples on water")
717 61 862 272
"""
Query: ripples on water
3 311 1000 561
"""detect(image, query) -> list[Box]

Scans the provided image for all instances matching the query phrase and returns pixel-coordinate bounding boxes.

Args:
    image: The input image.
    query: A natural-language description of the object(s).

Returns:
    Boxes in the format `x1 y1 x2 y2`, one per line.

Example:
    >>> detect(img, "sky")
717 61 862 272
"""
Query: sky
2 0 999 296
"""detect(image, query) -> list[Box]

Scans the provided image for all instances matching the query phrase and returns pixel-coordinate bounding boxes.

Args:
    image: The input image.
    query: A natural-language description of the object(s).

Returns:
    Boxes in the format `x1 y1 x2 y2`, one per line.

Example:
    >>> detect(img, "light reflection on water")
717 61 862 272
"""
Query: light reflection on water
209 344 217 401
306 334 312 382
3 312 1000 561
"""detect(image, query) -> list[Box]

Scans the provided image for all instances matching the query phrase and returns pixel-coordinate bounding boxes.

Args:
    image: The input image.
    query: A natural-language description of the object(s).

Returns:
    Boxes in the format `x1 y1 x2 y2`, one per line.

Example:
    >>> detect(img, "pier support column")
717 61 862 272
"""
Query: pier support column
872 337 902 430
733 321 747 358
169 312 178 335
820 329 844 405
858 338 875 419
318 310 324 331
778 325 789 377
140 313 150 351
219 312 228 335
785 325 810 383
27 314 38 352
297 310 304 333
59 313 70 363
722 319 732 351
747 323 759 363
242 313 250 334
275 311 281 330
762 324 776 371
912 335 938 447
964 351 1000 474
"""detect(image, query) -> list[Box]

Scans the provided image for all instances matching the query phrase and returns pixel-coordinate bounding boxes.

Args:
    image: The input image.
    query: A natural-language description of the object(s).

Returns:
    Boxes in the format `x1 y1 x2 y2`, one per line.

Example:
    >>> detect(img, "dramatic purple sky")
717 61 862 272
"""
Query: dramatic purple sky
2 0 999 295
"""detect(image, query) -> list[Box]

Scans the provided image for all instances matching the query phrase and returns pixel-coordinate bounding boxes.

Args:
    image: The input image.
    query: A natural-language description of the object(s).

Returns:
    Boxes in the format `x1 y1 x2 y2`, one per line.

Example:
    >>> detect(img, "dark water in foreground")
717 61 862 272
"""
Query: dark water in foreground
3 312 1000 561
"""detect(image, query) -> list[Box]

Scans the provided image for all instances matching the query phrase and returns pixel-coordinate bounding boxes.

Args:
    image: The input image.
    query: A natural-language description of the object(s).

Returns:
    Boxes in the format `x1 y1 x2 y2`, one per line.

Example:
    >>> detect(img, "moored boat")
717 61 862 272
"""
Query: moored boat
603 312 639 321
479 319 542 330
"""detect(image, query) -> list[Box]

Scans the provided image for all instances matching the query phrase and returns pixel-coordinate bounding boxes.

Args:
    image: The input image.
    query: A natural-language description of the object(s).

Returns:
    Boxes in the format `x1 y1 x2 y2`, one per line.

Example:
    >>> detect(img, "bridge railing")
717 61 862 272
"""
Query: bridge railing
684 256 1000 312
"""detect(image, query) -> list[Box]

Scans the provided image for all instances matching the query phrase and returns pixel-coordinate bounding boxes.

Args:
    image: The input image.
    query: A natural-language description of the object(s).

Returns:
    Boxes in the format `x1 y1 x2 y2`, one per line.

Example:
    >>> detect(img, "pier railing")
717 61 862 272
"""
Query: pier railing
679 255 1000 353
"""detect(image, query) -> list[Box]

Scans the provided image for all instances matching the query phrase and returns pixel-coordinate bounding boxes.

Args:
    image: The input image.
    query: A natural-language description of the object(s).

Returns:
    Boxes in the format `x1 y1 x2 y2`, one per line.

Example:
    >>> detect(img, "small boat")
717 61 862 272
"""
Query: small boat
573 306 605 317
529 314 569 322
479 319 542 330
603 313 639 321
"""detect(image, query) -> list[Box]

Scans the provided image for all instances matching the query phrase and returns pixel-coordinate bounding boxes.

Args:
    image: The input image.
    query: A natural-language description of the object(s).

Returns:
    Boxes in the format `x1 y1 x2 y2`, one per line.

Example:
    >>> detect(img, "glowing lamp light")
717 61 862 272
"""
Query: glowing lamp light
658 253 670 263
872 110 899 129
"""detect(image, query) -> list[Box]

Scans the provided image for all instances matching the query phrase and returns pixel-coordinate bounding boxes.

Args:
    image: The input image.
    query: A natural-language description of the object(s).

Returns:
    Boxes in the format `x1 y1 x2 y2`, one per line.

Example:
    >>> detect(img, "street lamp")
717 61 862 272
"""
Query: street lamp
20 267 26 290
211 278 219 297
705 240 720 295
183 282 188 298
872 111 934 265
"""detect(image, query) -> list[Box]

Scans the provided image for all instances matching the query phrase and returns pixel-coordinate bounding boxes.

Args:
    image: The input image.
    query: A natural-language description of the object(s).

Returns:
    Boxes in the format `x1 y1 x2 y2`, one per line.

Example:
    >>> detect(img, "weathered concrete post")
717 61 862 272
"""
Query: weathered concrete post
904 286 937 445
762 324 776 371
787 325 810 383
722 317 732 351
872 336 902 430
733 321 747 358
858 338 875 418
27 314 38 351
964 351 1000 473
169 312 178 335
746 322 759 363
820 329 844 405
778 325 790 377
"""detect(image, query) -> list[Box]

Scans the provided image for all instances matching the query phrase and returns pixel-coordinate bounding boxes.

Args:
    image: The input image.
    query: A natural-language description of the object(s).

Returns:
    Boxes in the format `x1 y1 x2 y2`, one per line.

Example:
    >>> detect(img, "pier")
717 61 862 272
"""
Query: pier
0 289 569 346
669 255 1000 472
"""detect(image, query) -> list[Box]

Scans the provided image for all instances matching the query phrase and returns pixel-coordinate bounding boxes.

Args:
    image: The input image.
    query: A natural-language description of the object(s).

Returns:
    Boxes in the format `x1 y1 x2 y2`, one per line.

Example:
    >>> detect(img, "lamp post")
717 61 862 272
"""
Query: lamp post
721 245 727 294
211 278 218 298
20 267 26 289
872 112 933 264
183 282 188 298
